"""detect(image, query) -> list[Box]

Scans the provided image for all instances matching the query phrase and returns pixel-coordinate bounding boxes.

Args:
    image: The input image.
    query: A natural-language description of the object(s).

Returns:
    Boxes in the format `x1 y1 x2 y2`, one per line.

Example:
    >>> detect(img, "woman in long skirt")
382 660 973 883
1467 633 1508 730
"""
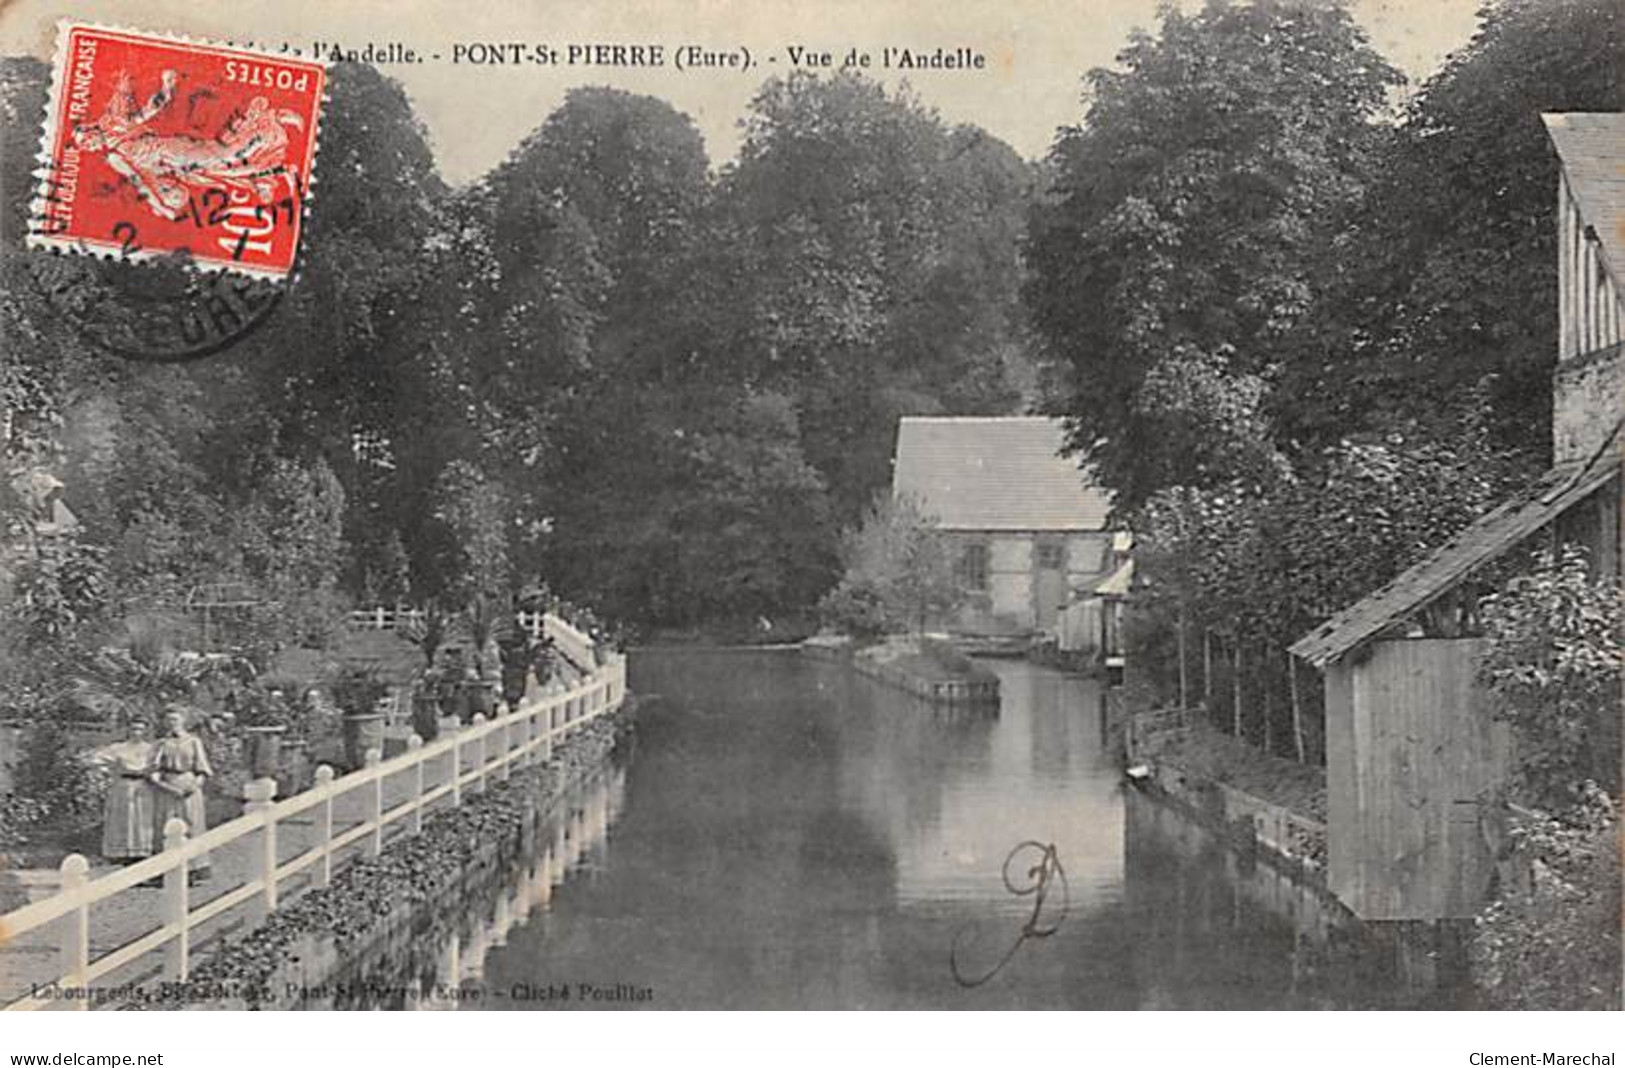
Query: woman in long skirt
149 706 214 881
97 717 156 862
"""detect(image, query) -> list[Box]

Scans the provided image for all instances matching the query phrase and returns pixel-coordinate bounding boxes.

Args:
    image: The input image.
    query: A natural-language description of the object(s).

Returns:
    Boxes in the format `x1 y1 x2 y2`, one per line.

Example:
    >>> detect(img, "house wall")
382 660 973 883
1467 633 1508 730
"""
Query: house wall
1555 175 1625 465
944 531 1115 634
1553 342 1625 465
1557 174 1624 364
1327 638 1513 922
989 536 1033 624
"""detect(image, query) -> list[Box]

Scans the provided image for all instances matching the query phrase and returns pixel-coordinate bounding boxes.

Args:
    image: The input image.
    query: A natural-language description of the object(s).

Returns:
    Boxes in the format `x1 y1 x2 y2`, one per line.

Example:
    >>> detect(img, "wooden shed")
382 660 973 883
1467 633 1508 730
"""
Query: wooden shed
1289 112 1625 922
1291 444 1618 920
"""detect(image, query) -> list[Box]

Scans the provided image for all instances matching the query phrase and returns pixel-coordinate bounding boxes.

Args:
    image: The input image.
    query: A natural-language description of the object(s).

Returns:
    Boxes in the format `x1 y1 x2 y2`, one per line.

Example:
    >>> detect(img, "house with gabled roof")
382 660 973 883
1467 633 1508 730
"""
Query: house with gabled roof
1289 113 1624 923
891 415 1121 637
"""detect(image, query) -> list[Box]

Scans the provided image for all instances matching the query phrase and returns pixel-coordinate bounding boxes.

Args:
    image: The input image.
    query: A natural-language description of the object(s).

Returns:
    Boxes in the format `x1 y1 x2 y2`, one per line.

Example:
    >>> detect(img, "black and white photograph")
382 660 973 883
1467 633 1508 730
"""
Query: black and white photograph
0 0 1619 1034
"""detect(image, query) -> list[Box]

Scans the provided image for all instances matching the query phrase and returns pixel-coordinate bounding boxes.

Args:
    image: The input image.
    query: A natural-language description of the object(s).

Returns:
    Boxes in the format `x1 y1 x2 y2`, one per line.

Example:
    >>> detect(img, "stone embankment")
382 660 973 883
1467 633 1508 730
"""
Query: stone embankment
802 635 999 708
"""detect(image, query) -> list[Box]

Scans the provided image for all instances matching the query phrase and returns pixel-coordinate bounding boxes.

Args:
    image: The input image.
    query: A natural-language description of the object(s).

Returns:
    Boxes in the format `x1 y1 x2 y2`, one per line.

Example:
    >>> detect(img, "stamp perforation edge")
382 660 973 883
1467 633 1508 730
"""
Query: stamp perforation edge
26 19 331 284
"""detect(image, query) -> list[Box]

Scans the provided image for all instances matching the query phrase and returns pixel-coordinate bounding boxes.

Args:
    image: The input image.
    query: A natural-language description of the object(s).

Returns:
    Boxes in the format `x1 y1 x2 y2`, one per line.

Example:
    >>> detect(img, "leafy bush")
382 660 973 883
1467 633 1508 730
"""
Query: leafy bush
1478 545 1622 809
0 721 109 858
1470 789 1619 1010
818 494 961 637
329 667 388 716
1470 546 1623 1009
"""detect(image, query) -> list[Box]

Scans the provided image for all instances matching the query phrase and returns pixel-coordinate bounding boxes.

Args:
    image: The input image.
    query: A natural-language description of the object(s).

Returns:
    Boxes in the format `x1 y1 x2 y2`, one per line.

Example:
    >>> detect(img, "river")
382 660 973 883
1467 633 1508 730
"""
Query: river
427 648 1423 1010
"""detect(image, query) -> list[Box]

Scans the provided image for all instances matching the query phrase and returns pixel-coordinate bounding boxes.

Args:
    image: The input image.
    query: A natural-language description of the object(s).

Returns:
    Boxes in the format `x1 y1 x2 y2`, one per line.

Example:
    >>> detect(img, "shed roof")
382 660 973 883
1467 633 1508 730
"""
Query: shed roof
1092 558 1135 598
1290 425 1622 668
1544 113 1625 281
892 416 1113 532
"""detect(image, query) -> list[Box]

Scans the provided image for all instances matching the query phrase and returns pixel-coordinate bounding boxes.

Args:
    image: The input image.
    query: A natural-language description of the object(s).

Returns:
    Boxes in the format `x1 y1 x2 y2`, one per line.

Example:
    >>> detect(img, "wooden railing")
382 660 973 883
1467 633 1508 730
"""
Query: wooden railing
0 623 627 1011
1124 706 1190 761
347 606 595 658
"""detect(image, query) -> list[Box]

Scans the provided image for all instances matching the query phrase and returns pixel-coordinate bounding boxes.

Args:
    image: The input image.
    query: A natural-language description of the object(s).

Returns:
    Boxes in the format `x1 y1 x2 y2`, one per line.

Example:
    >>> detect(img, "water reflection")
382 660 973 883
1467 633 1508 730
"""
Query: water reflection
402 650 1441 1009
411 768 626 1011
474 650 1137 1008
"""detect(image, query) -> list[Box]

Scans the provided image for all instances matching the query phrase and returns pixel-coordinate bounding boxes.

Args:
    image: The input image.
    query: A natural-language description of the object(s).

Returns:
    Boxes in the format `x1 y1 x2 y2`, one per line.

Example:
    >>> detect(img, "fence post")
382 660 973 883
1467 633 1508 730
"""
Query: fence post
500 713 512 782
313 765 334 888
366 748 384 857
408 734 425 834
57 854 90 1005
471 714 488 793
451 729 463 807
162 818 189 981
243 778 279 922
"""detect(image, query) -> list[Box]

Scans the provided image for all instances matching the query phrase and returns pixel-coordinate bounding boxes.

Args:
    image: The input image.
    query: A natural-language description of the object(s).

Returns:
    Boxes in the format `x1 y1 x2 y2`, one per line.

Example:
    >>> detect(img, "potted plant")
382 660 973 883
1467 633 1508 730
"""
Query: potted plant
411 665 443 742
238 688 293 780
330 667 389 770
462 595 506 717
497 631 531 707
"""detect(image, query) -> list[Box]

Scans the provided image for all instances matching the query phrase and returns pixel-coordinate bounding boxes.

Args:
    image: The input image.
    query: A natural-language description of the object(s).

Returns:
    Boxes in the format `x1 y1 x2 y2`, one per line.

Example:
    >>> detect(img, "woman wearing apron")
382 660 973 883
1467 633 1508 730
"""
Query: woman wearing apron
148 706 214 882
97 716 156 862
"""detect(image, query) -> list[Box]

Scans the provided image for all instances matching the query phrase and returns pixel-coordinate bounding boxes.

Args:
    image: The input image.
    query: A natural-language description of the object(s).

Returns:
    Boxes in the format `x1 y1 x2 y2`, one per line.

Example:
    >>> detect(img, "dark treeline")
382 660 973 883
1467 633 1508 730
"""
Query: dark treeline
2 0 1620 681
0 63 1036 664
1027 0 1623 761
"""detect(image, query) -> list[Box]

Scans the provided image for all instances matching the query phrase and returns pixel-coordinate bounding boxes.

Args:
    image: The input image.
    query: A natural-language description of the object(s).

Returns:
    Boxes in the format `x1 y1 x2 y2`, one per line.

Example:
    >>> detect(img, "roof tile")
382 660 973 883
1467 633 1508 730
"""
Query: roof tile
892 416 1113 531
1544 113 1625 280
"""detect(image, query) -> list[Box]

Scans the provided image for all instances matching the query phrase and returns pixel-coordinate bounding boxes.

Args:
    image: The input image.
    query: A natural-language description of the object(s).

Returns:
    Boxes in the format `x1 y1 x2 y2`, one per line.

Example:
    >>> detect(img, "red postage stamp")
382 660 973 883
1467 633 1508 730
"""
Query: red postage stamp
28 23 326 280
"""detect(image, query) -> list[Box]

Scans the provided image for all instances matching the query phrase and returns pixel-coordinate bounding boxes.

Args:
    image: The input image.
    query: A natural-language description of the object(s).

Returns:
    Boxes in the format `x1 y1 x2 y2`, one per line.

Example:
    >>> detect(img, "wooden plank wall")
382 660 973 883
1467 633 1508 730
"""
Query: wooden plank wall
1559 174 1624 362
1327 638 1512 921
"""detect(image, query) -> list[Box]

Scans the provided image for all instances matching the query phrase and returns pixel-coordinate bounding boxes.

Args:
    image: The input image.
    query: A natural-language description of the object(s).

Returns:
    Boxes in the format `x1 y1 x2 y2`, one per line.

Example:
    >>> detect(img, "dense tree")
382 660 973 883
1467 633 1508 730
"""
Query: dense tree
1028 0 1401 510
722 73 1035 522
1132 433 1504 757
1280 0 1625 459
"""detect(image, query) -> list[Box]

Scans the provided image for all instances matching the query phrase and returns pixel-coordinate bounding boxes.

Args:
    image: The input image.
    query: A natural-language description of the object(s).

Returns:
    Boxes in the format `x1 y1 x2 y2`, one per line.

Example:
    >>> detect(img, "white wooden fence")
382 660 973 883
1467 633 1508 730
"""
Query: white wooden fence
347 607 599 674
0 616 626 1011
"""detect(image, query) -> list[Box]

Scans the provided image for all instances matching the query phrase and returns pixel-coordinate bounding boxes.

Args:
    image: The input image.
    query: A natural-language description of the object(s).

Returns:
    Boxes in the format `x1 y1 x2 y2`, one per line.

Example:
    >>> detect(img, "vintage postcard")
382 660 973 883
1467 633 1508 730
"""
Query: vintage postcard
0 0 1619 1032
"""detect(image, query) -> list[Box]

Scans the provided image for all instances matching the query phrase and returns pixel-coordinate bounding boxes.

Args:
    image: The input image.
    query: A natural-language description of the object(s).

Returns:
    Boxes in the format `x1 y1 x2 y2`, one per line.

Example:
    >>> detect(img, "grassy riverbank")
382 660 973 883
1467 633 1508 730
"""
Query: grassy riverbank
856 637 995 685
1136 721 1328 823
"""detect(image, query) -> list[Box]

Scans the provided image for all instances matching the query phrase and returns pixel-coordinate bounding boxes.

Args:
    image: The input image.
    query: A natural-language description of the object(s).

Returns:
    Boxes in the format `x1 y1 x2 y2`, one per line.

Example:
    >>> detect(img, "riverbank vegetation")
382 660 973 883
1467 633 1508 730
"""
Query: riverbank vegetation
1 56 1030 854
1469 548 1621 1009
1 0 1620 1006
1025 0 1621 1009
1030 0 1622 764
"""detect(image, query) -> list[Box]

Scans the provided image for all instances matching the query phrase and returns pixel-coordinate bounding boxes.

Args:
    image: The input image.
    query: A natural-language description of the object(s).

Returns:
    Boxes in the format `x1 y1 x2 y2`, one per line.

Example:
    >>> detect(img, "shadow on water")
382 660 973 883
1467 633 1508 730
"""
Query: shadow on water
342 649 1462 1009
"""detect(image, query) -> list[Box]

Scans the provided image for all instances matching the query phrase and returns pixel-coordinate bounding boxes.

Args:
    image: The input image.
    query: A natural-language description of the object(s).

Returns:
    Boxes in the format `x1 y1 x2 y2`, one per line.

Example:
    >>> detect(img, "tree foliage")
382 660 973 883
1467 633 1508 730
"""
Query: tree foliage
1282 0 1625 456
820 493 962 638
1028 0 1401 509
1478 546 1622 810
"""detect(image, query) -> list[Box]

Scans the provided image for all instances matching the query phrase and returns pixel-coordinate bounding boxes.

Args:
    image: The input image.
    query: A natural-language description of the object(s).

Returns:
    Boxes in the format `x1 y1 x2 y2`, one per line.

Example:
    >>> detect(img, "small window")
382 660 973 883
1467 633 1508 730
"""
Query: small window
1036 542 1065 570
958 543 989 590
